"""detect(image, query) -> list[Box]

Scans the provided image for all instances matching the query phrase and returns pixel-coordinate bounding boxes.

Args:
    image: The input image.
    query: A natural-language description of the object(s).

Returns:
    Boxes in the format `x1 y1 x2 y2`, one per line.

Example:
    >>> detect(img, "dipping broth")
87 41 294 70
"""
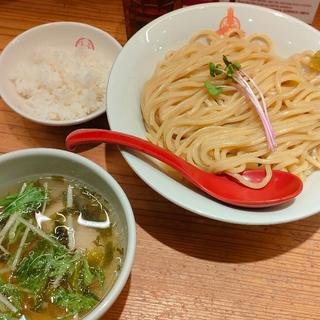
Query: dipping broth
0 176 124 320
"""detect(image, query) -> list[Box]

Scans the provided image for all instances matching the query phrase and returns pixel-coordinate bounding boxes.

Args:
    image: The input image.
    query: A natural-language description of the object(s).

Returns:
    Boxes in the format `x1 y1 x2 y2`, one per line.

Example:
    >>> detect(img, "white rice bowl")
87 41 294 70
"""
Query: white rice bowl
0 22 122 126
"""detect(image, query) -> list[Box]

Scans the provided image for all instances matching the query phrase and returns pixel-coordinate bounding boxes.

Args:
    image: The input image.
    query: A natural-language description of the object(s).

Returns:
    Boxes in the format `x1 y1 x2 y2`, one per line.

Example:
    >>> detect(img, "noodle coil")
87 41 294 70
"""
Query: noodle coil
141 31 320 187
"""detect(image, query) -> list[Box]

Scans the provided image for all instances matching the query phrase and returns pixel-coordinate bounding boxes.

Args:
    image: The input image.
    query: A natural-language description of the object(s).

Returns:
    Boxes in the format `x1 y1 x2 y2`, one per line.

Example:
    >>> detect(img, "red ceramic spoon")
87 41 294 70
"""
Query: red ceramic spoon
66 129 303 208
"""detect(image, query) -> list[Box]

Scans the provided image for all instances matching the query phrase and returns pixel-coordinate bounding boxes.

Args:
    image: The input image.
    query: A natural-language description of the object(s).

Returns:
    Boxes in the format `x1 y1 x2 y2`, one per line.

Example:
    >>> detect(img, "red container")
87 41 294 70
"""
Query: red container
122 0 183 38
183 0 219 4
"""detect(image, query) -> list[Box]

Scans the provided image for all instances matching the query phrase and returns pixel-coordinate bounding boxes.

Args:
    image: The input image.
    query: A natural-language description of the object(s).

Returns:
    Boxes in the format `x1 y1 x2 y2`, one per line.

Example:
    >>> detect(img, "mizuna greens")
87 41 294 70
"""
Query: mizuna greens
0 177 123 320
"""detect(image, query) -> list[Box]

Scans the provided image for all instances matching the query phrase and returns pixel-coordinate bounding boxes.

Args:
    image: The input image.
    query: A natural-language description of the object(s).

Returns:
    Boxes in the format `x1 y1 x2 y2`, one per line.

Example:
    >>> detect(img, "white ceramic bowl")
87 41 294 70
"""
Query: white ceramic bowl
0 22 122 126
0 148 136 319
107 2 320 225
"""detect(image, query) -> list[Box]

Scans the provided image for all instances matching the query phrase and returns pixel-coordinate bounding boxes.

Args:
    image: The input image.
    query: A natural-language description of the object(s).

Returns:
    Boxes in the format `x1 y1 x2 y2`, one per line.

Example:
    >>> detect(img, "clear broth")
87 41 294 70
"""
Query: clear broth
0 176 124 319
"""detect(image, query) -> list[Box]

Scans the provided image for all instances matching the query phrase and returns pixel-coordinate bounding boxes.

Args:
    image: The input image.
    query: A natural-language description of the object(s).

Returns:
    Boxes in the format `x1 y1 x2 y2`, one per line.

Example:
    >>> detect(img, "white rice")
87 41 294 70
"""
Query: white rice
10 46 112 121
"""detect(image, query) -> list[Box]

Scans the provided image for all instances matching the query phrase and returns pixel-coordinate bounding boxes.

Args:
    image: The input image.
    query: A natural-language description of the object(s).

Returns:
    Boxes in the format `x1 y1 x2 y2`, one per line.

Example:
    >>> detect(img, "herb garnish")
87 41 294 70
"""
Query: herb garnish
204 81 223 96
52 288 98 316
0 313 22 320
0 183 46 223
15 240 104 310
0 278 23 310
204 55 277 151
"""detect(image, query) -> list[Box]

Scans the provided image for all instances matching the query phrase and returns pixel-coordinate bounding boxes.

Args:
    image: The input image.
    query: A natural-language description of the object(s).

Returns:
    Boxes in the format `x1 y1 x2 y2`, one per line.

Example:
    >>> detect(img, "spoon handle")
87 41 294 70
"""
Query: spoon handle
66 128 200 180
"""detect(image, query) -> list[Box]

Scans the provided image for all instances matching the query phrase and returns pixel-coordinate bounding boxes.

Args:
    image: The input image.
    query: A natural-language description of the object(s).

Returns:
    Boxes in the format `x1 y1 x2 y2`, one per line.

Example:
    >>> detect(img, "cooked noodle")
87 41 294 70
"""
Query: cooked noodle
141 30 320 188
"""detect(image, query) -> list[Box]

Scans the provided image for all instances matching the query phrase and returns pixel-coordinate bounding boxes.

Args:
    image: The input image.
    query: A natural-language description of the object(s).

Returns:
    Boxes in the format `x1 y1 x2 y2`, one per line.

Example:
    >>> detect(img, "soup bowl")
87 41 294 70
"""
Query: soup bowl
0 148 136 320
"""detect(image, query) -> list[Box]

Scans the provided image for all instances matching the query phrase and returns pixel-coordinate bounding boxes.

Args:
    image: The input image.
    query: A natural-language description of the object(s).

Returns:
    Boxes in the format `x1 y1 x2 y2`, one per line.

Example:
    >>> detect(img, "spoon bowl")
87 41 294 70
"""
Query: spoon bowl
65 129 303 208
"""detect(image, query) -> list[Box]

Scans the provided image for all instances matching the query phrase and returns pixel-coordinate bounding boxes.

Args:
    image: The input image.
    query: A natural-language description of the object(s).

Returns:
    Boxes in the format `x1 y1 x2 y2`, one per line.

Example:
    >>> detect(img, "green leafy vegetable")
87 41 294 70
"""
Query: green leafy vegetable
234 61 241 70
204 81 223 96
91 267 105 287
0 313 21 320
15 240 103 312
49 249 82 281
205 56 241 97
0 278 23 310
209 62 223 76
15 247 52 306
0 195 17 209
73 185 111 222
222 55 240 68
82 259 94 286
222 54 231 66
0 313 26 320
52 288 98 316
0 293 23 320
223 55 241 78
207 55 241 83
0 183 46 223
